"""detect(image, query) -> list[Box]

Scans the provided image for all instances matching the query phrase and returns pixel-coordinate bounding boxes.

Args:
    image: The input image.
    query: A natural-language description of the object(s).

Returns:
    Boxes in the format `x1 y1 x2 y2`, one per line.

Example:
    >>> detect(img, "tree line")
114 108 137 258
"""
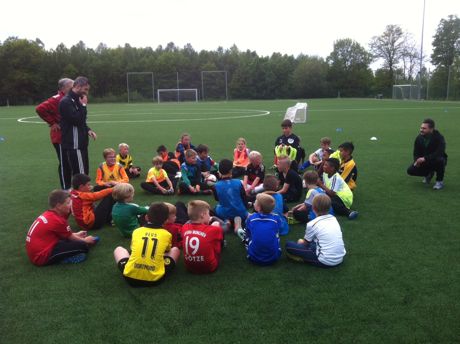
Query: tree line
1 15 459 105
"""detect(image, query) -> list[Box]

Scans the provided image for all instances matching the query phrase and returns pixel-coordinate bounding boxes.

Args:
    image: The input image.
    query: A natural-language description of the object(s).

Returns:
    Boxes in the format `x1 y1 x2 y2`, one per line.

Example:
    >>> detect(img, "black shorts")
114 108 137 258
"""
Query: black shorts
118 257 175 287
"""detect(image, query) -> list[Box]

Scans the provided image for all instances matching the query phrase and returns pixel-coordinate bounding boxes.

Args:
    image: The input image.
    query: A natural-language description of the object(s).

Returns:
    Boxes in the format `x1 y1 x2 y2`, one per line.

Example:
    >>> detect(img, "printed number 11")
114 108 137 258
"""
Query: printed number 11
141 237 158 258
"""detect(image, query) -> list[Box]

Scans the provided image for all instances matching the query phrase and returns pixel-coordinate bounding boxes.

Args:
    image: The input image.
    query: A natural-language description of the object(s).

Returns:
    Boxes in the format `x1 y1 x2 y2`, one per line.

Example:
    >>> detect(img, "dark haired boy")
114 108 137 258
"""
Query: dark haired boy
26 189 99 266
70 173 114 230
213 159 248 230
274 119 305 168
318 158 358 220
114 202 180 287
338 142 357 191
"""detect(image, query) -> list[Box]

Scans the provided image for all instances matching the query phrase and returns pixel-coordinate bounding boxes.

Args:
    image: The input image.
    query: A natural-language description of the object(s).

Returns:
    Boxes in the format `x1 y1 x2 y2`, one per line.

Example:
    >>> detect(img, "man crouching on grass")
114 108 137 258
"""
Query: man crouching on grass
26 190 99 266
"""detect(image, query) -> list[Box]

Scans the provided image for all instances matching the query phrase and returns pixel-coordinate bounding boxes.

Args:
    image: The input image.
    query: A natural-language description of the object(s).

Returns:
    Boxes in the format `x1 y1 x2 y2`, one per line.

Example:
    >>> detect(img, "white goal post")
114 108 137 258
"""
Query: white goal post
157 89 198 103
126 72 154 103
392 84 419 100
201 70 228 101
284 102 308 123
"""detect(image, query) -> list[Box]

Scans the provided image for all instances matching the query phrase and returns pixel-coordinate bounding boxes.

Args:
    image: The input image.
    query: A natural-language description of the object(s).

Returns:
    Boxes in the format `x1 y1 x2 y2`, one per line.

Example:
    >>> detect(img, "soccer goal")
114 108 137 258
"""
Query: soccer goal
157 89 198 103
126 72 154 103
392 84 419 100
284 102 308 123
201 70 228 101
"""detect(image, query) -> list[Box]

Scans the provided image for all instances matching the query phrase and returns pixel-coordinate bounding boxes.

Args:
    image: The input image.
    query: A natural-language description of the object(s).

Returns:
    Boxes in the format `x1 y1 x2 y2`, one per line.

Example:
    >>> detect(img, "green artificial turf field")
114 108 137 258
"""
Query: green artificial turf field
1 99 459 343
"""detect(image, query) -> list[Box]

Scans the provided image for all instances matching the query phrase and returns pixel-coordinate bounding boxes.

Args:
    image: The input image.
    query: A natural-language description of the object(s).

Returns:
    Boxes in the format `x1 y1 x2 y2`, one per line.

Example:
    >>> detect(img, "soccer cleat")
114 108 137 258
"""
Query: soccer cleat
286 252 305 263
422 173 434 184
433 181 444 190
348 211 359 220
60 253 87 264
236 227 246 240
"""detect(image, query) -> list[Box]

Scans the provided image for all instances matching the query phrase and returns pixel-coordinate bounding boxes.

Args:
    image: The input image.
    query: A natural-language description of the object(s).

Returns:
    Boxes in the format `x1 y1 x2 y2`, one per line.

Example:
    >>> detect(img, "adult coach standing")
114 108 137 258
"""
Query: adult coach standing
407 118 447 190
36 78 74 189
59 76 97 177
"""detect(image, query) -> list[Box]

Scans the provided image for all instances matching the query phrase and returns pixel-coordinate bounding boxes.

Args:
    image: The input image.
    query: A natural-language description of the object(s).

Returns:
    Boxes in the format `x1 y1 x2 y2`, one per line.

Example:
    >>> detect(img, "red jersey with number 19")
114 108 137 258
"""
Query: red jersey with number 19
25 210 72 266
180 223 223 274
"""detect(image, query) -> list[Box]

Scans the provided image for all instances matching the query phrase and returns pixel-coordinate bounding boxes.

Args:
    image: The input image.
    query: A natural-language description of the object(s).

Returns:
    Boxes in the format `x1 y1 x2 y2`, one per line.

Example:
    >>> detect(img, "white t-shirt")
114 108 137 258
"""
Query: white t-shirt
305 214 346 266
314 148 323 160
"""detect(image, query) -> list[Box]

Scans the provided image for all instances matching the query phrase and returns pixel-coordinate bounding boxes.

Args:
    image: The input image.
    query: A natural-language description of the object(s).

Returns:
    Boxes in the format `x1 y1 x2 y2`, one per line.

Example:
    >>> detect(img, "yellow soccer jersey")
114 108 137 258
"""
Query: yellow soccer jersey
123 226 172 282
116 153 133 169
145 167 167 183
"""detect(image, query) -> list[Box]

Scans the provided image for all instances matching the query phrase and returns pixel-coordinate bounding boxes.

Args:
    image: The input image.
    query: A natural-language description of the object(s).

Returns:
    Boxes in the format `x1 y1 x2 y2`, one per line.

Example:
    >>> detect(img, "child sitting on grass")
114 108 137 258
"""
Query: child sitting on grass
318 158 358 220
213 159 248 229
163 202 189 249
114 202 180 287
26 189 99 266
243 150 265 196
175 133 195 164
196 144 218 176
238 193 282 266
299 137 332 172
232 137 250 178
338 142 358 191
291 170 331 224
276 155 303 202
94 148 129 191
180 200 224 274
116 143 141 179
70 173 115 230
261 175 289 236
111 183 148 238
141 156 175 195
179 149 212 195
285 194 346 268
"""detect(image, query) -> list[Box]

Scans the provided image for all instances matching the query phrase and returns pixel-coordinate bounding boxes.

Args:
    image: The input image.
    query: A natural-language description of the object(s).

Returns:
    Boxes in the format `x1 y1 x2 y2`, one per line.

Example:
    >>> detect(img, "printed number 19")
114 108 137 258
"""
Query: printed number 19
185 237 200 255
141 237 158 259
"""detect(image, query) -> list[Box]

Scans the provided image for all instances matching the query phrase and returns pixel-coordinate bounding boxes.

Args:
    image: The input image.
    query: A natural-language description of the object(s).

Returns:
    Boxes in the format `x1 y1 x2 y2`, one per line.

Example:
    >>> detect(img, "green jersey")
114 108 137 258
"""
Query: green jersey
112 202 148 237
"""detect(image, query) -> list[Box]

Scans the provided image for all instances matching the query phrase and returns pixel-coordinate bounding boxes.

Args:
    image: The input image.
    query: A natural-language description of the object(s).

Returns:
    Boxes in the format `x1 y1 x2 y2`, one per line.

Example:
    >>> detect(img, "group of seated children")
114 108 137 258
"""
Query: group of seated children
25 119 358 288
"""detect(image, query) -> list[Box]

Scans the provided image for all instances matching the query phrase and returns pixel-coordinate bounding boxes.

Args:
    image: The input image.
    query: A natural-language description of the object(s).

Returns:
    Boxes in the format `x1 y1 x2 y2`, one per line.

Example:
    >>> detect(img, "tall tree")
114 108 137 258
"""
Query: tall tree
327 38 373 97
291 55 329 98
369 25 405 86
431 15 460 97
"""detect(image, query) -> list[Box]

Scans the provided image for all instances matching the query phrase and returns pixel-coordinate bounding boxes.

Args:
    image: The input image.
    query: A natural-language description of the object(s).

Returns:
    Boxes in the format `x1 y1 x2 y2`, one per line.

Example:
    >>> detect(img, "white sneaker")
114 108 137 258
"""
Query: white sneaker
433 181 444 190
236 228 246 240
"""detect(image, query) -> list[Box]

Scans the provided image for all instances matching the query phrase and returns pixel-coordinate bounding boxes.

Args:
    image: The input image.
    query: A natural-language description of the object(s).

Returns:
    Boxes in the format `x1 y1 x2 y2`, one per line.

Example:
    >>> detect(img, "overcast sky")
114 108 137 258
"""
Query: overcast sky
1 0 458 68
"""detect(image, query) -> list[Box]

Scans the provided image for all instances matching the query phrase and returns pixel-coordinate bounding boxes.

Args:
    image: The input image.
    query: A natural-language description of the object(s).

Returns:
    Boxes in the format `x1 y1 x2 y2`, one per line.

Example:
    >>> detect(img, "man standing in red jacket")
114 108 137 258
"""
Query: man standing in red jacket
36 78 74 189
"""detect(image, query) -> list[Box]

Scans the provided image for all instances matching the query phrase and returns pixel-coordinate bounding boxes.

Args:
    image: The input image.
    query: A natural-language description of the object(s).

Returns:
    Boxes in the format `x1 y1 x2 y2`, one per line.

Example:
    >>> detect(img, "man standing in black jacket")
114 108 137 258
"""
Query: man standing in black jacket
59 76 97 179
407 118 447 190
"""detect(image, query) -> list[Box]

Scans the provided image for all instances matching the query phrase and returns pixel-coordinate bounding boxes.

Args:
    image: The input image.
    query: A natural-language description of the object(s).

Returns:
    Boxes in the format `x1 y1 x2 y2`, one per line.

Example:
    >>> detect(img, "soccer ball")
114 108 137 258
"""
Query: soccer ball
205 174 217 186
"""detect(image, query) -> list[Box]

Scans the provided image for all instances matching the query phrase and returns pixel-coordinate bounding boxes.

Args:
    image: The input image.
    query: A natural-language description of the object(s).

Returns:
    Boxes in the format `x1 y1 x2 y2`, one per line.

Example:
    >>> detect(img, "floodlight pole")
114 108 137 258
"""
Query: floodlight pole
418 0 426 100
176 72 180 103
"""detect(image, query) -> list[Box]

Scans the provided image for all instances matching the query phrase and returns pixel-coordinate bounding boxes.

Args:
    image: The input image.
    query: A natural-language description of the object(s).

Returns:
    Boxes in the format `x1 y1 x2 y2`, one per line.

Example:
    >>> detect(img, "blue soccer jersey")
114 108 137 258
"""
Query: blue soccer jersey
214 179 248 220
271 193 289 236
245 212 282 265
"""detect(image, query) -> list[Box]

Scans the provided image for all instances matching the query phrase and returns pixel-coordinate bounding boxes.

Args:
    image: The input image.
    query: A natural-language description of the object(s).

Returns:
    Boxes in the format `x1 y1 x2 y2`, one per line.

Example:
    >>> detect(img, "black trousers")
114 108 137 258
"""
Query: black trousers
64 148 89 177
141 181 171 194
92 195 115 230
53 143 72 189
331 195 351 217
407 157 447 182
47 240 89 265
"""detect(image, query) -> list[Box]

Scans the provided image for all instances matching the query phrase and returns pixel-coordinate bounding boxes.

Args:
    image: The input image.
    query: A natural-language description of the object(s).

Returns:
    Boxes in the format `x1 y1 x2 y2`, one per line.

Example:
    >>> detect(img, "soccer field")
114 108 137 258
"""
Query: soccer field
1 99 459 343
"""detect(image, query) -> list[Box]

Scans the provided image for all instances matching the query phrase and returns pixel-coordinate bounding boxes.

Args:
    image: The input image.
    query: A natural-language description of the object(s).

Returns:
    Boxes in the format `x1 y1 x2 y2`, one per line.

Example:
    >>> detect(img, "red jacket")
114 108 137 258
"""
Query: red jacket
35 91 65 144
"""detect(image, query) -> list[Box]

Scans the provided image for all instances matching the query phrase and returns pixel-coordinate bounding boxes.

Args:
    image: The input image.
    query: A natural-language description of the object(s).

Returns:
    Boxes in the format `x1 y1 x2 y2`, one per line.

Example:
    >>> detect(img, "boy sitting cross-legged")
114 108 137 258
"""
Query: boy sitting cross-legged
286 194 346 268
26 189 99 266
111 183 148 238
116 143 141 179
238 193 282 266
213 159 249 230
180 200 225 274
70 173 115 230
318 158 358 220
179 149 211 195
141 156 175 195
94 148 129 191
114 202 180 287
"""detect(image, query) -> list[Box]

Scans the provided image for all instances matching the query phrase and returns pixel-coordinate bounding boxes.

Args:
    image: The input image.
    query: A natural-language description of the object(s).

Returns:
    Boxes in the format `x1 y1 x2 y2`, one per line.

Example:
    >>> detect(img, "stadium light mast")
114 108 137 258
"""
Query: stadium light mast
418 0 426 100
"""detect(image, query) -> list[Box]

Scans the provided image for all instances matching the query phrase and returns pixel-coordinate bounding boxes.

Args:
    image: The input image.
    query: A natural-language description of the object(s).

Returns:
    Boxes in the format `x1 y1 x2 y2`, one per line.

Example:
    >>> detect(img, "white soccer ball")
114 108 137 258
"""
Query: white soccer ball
205 174 217 186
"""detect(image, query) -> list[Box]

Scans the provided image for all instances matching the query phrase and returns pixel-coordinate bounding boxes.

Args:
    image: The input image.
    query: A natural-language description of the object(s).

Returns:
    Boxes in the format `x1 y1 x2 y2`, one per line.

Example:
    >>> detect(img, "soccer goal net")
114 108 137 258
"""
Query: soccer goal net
126 72 154 103
201 71 228 101
284 102 308 123
392 84 419 100
157 89 198 103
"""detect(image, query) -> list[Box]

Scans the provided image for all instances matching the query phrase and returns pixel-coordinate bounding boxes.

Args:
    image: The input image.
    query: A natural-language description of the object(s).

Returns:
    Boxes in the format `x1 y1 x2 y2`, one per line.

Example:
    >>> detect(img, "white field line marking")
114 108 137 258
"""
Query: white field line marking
17 109 270 124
